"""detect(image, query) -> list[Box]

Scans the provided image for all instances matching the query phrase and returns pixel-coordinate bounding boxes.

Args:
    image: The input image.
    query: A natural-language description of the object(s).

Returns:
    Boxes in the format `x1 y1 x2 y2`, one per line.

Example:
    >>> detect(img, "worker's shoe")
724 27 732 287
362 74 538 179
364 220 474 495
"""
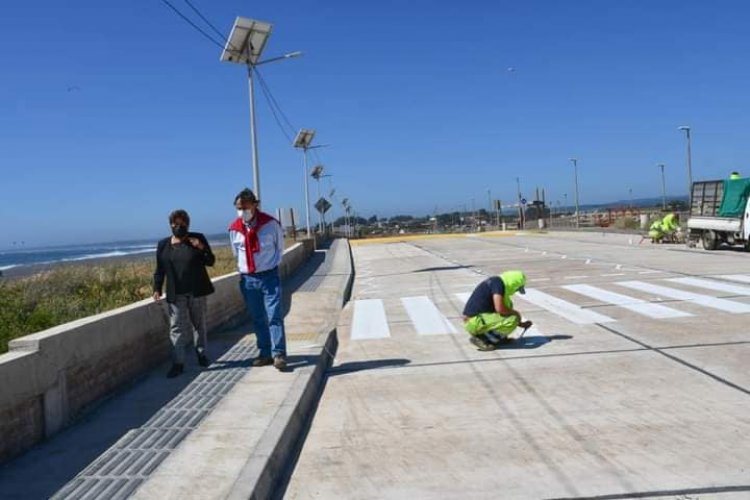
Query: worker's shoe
166 363 184 378
273 355 288 371
469 335 496 351
486 332 513 346
252 356 274 367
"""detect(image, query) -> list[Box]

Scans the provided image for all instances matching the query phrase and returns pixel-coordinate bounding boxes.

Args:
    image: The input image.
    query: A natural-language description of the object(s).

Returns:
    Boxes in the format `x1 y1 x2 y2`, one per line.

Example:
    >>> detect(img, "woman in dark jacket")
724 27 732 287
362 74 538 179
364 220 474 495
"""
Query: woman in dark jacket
153 209 215 378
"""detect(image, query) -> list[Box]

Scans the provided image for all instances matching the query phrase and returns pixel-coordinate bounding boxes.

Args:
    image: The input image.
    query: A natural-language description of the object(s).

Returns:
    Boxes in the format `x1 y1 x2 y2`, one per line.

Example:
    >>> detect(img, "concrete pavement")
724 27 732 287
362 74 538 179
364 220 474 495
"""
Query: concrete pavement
286 232 750 499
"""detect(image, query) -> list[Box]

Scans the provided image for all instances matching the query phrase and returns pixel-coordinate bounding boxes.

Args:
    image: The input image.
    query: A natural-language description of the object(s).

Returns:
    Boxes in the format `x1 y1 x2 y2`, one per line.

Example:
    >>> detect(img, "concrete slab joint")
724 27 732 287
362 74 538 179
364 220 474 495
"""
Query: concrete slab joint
43 372 68 437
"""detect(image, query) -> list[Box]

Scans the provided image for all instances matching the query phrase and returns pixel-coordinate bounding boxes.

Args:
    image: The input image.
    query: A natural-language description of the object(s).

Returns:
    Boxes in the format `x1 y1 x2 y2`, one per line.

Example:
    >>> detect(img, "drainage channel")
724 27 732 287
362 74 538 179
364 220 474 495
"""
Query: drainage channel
51 339 257 500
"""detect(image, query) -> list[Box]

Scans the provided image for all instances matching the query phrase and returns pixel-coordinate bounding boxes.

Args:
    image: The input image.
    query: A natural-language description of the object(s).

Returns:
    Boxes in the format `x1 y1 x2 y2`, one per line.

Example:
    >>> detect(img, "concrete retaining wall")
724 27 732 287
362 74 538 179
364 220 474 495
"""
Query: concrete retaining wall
0 239 315 464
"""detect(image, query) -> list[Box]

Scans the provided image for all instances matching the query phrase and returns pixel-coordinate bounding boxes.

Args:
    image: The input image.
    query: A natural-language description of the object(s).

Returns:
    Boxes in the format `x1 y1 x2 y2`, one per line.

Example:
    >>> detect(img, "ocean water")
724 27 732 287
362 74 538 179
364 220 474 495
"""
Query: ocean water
0 240 157 272
0 234 230 273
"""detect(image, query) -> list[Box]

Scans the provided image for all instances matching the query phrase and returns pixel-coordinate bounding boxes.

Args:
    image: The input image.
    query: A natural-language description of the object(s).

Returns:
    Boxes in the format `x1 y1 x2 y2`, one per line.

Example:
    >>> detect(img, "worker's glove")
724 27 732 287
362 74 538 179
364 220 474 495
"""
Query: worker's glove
519 320 533 329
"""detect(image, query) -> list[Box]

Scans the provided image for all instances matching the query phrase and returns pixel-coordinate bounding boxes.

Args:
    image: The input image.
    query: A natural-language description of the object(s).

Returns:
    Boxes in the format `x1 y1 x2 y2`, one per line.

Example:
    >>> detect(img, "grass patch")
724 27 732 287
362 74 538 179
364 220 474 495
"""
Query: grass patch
0 246 239 354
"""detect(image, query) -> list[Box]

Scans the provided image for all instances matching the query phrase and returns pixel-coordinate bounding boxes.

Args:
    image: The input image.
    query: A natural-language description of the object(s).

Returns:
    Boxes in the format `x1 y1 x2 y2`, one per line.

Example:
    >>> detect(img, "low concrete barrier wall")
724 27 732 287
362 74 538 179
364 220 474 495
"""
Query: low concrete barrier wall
0 239 315 464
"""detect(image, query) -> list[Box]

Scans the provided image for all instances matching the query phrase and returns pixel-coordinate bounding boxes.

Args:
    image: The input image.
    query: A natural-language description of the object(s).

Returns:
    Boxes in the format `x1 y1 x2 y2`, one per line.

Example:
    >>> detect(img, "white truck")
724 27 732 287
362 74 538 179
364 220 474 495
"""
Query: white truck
686 178 750 251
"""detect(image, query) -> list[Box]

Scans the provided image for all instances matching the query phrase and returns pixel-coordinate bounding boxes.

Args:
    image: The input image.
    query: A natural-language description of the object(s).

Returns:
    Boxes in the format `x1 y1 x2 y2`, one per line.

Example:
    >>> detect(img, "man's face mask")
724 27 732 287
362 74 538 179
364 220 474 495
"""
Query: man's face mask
237 208 255 221
172 225 188 238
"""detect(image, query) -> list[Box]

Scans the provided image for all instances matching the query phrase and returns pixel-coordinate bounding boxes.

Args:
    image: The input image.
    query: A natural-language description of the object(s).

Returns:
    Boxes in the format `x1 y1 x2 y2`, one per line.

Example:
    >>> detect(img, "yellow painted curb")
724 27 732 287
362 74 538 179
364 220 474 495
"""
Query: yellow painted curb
349 231 524 246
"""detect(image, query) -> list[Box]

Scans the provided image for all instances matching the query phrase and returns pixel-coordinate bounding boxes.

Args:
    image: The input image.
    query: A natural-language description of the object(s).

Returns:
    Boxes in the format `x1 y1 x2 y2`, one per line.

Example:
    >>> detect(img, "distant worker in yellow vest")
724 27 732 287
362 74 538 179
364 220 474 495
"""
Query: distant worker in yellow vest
730 171 741 180
648 218 664 243
462 270 532 351
659 212 680 242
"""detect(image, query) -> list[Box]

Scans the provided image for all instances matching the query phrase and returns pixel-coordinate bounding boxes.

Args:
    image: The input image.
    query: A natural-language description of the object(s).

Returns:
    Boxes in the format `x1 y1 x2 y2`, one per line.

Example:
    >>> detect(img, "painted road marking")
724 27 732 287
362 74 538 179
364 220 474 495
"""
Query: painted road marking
667 277 750 296
717 274 750 284
616 281 750 314
516 289 615 324
351 299 391 339
563 284 691 319
401 296 457 335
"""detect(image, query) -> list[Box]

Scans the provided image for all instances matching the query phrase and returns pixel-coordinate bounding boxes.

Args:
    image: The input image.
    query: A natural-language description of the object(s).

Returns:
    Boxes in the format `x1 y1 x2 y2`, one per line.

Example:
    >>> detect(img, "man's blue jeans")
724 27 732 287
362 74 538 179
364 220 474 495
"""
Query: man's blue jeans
239 270 287 358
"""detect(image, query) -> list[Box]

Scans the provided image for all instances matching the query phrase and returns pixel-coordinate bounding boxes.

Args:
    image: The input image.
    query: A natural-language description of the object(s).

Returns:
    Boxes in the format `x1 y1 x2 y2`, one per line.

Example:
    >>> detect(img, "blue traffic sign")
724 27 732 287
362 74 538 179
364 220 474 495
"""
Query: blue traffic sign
521 198 527 205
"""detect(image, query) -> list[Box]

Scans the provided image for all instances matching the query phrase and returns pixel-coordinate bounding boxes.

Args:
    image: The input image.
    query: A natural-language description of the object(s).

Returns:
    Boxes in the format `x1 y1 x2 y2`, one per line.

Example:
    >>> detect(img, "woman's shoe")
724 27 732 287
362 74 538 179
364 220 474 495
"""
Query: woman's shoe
166 363 184 378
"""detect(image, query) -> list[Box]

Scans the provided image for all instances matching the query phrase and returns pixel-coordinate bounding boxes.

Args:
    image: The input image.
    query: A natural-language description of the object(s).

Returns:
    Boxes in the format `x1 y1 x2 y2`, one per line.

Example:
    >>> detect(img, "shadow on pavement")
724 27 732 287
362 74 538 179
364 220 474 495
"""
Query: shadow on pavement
495 334 573 350
413 265 474 273
327 358 412 376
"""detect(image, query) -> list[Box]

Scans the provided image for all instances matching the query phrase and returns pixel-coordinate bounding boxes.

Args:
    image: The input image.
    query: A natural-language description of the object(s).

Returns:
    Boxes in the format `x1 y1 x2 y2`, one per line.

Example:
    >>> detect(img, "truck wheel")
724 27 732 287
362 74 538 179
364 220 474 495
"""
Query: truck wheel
701 231 718 251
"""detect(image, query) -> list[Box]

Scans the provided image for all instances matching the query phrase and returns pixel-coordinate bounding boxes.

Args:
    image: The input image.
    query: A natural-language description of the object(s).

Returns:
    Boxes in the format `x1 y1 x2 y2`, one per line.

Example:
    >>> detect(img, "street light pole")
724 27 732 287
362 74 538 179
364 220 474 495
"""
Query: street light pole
220 17 301 202
569 158 580 229
658 163 667 210
516 176 523 229
678 126 693 202
303 149 311 236
246 66 261 199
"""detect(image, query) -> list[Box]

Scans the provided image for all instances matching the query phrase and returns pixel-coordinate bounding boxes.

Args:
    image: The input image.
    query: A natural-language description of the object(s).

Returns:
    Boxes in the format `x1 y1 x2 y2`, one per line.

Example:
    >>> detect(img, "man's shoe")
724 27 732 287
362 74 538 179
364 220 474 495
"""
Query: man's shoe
469 335 496 351
196 349 210 368
273 355 288 370
166 364 184 378
252 357 274 367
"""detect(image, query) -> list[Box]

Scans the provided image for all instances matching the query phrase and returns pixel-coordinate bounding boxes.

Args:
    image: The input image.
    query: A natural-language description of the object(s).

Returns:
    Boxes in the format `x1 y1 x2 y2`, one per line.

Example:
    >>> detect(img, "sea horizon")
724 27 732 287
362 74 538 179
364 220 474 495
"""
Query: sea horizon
0 233 230 272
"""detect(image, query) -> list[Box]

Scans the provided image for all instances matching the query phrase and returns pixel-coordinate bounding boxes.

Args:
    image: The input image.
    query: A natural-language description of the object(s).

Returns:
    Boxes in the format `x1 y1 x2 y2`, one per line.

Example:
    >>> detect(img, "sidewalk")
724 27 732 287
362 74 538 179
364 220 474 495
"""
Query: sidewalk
0 239 352 500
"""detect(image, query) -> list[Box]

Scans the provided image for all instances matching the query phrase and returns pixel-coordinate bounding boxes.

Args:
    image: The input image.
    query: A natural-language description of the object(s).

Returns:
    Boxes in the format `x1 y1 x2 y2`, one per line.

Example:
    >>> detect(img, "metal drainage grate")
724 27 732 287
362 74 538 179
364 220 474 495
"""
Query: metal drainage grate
51 340 257 500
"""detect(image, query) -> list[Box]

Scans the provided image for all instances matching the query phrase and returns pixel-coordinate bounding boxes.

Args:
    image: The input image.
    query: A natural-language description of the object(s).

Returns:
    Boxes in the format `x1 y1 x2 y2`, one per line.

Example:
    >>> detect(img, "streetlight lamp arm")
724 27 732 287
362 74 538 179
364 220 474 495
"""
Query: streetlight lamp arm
256 51 303 65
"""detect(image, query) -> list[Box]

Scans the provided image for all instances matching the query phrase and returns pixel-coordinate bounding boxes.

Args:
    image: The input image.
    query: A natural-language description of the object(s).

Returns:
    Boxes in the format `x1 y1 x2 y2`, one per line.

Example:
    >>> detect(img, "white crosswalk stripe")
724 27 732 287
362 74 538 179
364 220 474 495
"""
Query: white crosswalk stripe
351 299 391 339
716 274 750 284
400 296 458 335
515 288 615 324
616 281 750 314
350 276 750 341
562 284 691 319
668 277 750 296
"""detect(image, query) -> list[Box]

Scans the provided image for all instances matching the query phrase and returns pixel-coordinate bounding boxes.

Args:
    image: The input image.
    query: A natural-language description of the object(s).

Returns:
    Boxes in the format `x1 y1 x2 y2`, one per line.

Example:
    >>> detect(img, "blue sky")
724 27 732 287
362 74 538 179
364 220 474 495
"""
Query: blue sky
2 0 750 246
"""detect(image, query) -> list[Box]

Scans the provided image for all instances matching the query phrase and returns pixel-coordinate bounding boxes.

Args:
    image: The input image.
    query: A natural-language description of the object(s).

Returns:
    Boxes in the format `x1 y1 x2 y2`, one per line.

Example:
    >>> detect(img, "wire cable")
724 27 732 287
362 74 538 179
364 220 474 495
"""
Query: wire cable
252 66 295 143
254 68 298 138
182 0 234 48
158 0 227 50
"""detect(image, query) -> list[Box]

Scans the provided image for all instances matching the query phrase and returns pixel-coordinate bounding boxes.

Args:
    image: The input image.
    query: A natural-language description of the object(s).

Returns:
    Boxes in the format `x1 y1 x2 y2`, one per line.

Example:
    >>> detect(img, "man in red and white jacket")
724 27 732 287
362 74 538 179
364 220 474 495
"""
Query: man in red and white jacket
229 188 288 370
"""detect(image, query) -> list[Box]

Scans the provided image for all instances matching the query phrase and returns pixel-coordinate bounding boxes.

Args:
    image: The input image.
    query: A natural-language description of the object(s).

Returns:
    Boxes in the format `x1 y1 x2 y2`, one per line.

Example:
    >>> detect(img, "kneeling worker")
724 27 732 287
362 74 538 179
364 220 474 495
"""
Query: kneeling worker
463 270 532 351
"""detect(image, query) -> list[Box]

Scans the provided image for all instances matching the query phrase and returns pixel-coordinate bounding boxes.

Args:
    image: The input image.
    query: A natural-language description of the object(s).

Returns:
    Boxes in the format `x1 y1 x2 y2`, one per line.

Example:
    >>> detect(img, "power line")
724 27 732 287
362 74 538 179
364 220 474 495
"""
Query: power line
182 0 236 50
311 147 325 165
158 0 226 50
253 67 295 143
254 68 298 138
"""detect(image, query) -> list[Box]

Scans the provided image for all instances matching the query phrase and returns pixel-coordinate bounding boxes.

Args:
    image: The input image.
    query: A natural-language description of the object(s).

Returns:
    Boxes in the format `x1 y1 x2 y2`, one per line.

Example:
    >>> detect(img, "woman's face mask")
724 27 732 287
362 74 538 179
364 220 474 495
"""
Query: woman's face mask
171 224 188 238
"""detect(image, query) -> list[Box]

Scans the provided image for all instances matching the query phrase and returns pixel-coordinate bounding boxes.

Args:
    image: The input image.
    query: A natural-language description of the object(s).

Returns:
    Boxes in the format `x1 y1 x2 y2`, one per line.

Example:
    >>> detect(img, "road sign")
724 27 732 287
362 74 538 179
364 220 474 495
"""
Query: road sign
521 198 527 205
315 197 332 214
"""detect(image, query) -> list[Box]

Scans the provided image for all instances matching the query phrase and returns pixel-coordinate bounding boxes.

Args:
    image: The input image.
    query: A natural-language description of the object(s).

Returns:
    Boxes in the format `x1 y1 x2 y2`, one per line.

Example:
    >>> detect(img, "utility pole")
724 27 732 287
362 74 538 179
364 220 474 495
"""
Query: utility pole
569 158 580 229
516 177 523 229
658 163 667 210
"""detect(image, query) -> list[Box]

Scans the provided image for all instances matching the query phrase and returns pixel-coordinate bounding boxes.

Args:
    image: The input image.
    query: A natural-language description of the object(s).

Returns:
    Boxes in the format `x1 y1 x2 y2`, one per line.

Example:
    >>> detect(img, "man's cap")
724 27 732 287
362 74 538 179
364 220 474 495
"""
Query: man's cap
235 188 258 204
